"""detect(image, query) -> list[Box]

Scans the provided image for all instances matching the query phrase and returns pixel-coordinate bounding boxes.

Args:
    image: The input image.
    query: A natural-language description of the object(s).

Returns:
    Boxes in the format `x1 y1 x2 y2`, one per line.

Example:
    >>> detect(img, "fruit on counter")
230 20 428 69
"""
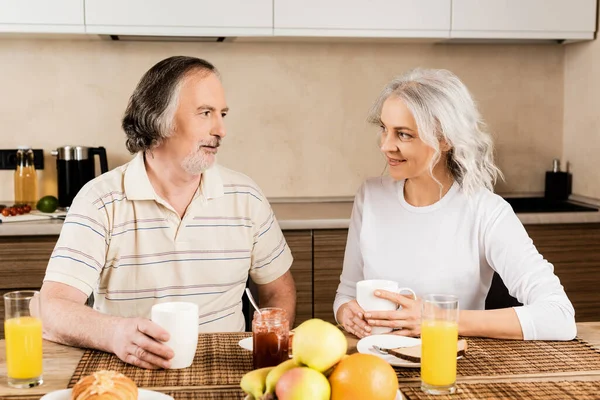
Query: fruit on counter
292 319 347 372
36 195 59 213
322 354 349 378
328 353 398 400
0 203 32 217
264 359 299 397
240 366 273 400
275 367 330 400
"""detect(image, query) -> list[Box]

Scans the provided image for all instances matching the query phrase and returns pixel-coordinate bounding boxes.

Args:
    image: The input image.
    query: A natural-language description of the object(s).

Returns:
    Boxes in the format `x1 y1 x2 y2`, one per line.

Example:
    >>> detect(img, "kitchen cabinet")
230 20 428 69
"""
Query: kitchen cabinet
520 224 600 322
313 230 348 324
0 0 84 33
0 232 312 337
311 225 600 325
1 0 596 42
0 235 55 289
84 0 272 37
274 0 451 38
451 0 597 40
487 224 600 322
1 223 598 338
285 231 313 327
0 235 56 338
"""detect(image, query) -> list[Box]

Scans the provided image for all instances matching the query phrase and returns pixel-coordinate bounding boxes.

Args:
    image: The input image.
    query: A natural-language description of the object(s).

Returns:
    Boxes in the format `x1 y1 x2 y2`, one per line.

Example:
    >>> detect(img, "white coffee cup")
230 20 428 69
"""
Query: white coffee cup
151 302 199 369
356 279 417 335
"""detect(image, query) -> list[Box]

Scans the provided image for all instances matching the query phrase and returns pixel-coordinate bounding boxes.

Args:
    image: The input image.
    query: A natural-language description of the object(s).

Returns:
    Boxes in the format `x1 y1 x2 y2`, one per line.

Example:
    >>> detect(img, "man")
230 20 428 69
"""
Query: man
40 56 296 369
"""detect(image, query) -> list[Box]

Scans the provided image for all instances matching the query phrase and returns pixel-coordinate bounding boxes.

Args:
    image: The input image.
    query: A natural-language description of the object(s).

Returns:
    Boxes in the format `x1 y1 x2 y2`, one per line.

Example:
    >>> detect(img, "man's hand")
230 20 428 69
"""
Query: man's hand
336 300 371 338
111 318 174 369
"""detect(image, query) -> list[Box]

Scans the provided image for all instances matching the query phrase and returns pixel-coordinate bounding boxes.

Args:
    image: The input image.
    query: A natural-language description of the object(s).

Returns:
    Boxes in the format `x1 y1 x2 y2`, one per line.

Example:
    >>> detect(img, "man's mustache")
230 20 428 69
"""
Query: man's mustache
199 139 221 148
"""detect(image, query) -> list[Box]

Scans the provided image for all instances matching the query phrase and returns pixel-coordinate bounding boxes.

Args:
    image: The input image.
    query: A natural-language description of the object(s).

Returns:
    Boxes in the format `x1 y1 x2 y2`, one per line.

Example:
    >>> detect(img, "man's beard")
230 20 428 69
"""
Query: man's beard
181 139 221 175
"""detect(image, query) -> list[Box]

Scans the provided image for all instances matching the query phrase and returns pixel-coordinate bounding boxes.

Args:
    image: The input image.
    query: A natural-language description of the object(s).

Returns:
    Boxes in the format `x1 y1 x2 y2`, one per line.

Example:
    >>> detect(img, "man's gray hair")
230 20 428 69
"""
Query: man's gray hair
368 68 503 194
122 56 219 154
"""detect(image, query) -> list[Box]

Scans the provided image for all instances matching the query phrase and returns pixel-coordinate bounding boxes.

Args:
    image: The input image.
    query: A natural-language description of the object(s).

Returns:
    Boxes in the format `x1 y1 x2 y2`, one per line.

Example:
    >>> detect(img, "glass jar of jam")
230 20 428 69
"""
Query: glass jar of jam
252 308 289 368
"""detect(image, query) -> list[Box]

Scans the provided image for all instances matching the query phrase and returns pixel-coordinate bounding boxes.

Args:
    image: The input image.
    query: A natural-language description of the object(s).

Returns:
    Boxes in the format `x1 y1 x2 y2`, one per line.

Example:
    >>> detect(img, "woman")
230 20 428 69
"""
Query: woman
334 68 576 341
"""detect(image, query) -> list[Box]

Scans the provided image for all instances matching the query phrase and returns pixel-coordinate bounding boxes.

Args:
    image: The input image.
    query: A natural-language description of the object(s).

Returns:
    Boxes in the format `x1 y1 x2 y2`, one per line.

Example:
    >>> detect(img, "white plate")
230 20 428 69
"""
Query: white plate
239 336 252 351
357 334 423 367
40 388 173 400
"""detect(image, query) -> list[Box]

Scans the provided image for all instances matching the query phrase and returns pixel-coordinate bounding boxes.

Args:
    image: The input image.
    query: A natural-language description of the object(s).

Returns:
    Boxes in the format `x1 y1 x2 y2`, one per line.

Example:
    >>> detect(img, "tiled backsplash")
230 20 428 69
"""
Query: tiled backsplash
0 39 565 201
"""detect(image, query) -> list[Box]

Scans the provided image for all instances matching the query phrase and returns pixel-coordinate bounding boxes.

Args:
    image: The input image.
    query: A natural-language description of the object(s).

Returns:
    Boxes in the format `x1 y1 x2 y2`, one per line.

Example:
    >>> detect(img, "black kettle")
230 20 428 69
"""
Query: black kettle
51 146 109 209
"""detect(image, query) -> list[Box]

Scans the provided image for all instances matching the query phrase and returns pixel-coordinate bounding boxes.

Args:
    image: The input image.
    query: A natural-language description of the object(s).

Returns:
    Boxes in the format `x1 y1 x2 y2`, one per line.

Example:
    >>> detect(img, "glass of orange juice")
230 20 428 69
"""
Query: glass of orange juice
420 294 459 395
4 291 43 388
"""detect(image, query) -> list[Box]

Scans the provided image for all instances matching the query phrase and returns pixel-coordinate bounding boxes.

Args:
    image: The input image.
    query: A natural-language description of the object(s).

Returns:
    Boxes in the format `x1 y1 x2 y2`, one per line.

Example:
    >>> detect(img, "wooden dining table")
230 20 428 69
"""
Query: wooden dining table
0 322 599 399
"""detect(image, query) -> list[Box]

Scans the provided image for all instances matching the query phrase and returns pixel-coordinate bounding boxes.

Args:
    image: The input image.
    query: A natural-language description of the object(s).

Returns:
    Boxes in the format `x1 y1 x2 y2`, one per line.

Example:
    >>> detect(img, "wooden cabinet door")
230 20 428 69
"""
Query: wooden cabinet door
0 236 57 289
313 229 348 324
0 0 84 33
85 0 272 36
274 0 450 38
488 223 600 322
452 0 596 40
525 224 600 322
0 289 6 339
284 231 313 327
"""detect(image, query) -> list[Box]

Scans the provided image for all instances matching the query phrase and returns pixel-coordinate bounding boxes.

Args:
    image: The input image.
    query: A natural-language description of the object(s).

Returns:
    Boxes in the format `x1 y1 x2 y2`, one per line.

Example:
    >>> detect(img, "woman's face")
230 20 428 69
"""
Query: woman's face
379 96 441 181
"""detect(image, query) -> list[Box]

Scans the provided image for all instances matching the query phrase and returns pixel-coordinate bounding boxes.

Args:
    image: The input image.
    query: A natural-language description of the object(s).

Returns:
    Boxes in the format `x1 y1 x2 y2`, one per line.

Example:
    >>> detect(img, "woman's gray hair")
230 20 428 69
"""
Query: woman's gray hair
368 68 503 194
122 56 219 154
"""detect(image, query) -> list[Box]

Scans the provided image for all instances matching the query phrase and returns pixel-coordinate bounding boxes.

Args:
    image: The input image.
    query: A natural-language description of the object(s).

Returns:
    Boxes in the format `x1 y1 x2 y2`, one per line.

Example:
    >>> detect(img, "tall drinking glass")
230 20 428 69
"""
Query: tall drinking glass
420 294 459 395
4 291 43 388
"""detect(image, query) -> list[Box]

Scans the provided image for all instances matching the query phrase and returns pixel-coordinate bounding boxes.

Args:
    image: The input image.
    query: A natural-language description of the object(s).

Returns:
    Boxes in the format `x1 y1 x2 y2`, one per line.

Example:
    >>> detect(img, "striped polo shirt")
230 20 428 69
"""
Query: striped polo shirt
44 152 293 332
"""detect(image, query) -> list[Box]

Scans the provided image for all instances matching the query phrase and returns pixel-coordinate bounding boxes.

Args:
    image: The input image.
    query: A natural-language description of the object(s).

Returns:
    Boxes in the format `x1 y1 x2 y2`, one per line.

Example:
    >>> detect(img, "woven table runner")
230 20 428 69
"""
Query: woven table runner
163 388 245 399
3 389 246 400
395 337 600 379
400 380 600 400
68 333 252 388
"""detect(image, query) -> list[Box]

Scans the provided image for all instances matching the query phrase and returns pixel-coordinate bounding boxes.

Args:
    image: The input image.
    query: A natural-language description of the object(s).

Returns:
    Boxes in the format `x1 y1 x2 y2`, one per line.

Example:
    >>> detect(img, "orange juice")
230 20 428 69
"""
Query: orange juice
421 320 458 386
5 316 43 379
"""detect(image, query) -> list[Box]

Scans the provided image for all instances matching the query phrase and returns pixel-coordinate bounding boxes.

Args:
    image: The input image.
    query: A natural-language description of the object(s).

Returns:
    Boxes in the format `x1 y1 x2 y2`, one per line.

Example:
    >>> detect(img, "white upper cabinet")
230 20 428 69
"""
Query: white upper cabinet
0 0 84 33
274 0 451 38
85 0 273 36
452 0 597 40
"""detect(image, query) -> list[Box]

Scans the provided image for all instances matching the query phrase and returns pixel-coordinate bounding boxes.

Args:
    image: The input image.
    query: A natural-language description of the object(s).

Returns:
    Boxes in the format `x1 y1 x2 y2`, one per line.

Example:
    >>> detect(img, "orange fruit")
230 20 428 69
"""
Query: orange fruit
329 353 398 400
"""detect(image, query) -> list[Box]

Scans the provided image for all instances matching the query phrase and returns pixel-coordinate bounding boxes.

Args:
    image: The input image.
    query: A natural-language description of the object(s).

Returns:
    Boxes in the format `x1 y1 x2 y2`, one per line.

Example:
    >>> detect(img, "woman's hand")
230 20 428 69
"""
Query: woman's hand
336 300 372 338
364 290 422 337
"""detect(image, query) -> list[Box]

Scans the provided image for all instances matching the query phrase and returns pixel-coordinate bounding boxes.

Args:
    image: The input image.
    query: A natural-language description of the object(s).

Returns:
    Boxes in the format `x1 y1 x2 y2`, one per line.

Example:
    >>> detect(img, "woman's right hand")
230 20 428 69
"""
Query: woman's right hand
336 300 371 338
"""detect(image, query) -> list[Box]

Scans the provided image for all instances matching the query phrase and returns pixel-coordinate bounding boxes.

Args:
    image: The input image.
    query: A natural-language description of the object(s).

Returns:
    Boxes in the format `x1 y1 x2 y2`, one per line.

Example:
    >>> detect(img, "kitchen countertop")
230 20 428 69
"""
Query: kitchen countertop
1 196 600 236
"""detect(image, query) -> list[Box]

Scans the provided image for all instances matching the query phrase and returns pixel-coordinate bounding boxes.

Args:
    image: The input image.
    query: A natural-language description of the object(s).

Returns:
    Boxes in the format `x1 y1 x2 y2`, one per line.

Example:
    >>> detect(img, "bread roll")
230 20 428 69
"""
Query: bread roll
71 370 138 400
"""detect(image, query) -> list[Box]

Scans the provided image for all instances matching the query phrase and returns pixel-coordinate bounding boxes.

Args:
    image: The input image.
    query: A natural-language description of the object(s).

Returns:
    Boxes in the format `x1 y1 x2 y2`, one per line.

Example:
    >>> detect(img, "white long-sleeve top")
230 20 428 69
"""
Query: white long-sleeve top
334 177 577 341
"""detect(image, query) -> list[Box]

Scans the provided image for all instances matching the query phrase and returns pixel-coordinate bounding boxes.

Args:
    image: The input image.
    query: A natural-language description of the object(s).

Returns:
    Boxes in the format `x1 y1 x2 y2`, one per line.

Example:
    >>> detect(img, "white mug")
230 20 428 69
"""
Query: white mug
151 302 199 369
356 279 417 335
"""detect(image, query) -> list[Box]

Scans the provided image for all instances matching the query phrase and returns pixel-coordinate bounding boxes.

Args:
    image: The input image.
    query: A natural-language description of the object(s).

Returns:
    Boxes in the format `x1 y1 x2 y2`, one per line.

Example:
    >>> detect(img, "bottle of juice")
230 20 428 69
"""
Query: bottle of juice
14 146 38 208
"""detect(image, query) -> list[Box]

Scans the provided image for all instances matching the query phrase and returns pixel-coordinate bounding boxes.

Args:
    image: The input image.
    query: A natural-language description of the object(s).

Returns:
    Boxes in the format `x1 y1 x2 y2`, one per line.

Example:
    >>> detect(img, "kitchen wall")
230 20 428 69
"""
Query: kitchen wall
0 38 564 201
564 23 600 200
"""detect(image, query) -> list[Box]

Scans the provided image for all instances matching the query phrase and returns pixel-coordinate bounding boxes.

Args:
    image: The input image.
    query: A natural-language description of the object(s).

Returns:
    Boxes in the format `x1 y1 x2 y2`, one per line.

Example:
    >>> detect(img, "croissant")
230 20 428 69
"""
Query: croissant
71 370 138 400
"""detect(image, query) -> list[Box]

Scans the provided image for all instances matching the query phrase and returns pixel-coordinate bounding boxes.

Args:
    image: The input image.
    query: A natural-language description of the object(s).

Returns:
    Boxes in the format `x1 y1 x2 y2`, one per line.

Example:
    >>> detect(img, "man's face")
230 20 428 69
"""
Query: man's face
164 71 228 175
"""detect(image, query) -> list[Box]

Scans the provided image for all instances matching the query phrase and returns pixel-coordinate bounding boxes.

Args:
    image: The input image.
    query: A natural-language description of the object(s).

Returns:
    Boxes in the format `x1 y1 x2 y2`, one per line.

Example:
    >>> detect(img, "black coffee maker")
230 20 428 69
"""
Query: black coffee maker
51 146 109 209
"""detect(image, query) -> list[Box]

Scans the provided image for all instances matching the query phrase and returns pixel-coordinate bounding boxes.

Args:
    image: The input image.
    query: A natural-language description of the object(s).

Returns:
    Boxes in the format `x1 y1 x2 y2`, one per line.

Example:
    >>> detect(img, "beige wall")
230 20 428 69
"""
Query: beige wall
0 38 564 202
564 37 600 200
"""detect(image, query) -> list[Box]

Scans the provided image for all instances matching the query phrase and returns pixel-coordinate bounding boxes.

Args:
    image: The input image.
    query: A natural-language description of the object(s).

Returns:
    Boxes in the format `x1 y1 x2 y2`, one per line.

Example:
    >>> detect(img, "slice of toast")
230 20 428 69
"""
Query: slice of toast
388 339 468 363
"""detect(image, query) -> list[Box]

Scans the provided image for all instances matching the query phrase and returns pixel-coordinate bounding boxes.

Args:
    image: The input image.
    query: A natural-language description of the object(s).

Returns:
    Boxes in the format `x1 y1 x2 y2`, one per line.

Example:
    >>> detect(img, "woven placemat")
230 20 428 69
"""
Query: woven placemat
163 388 245 399
400 380 600 400
395 337 600 379
68 333 252 388
1 390 245 400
